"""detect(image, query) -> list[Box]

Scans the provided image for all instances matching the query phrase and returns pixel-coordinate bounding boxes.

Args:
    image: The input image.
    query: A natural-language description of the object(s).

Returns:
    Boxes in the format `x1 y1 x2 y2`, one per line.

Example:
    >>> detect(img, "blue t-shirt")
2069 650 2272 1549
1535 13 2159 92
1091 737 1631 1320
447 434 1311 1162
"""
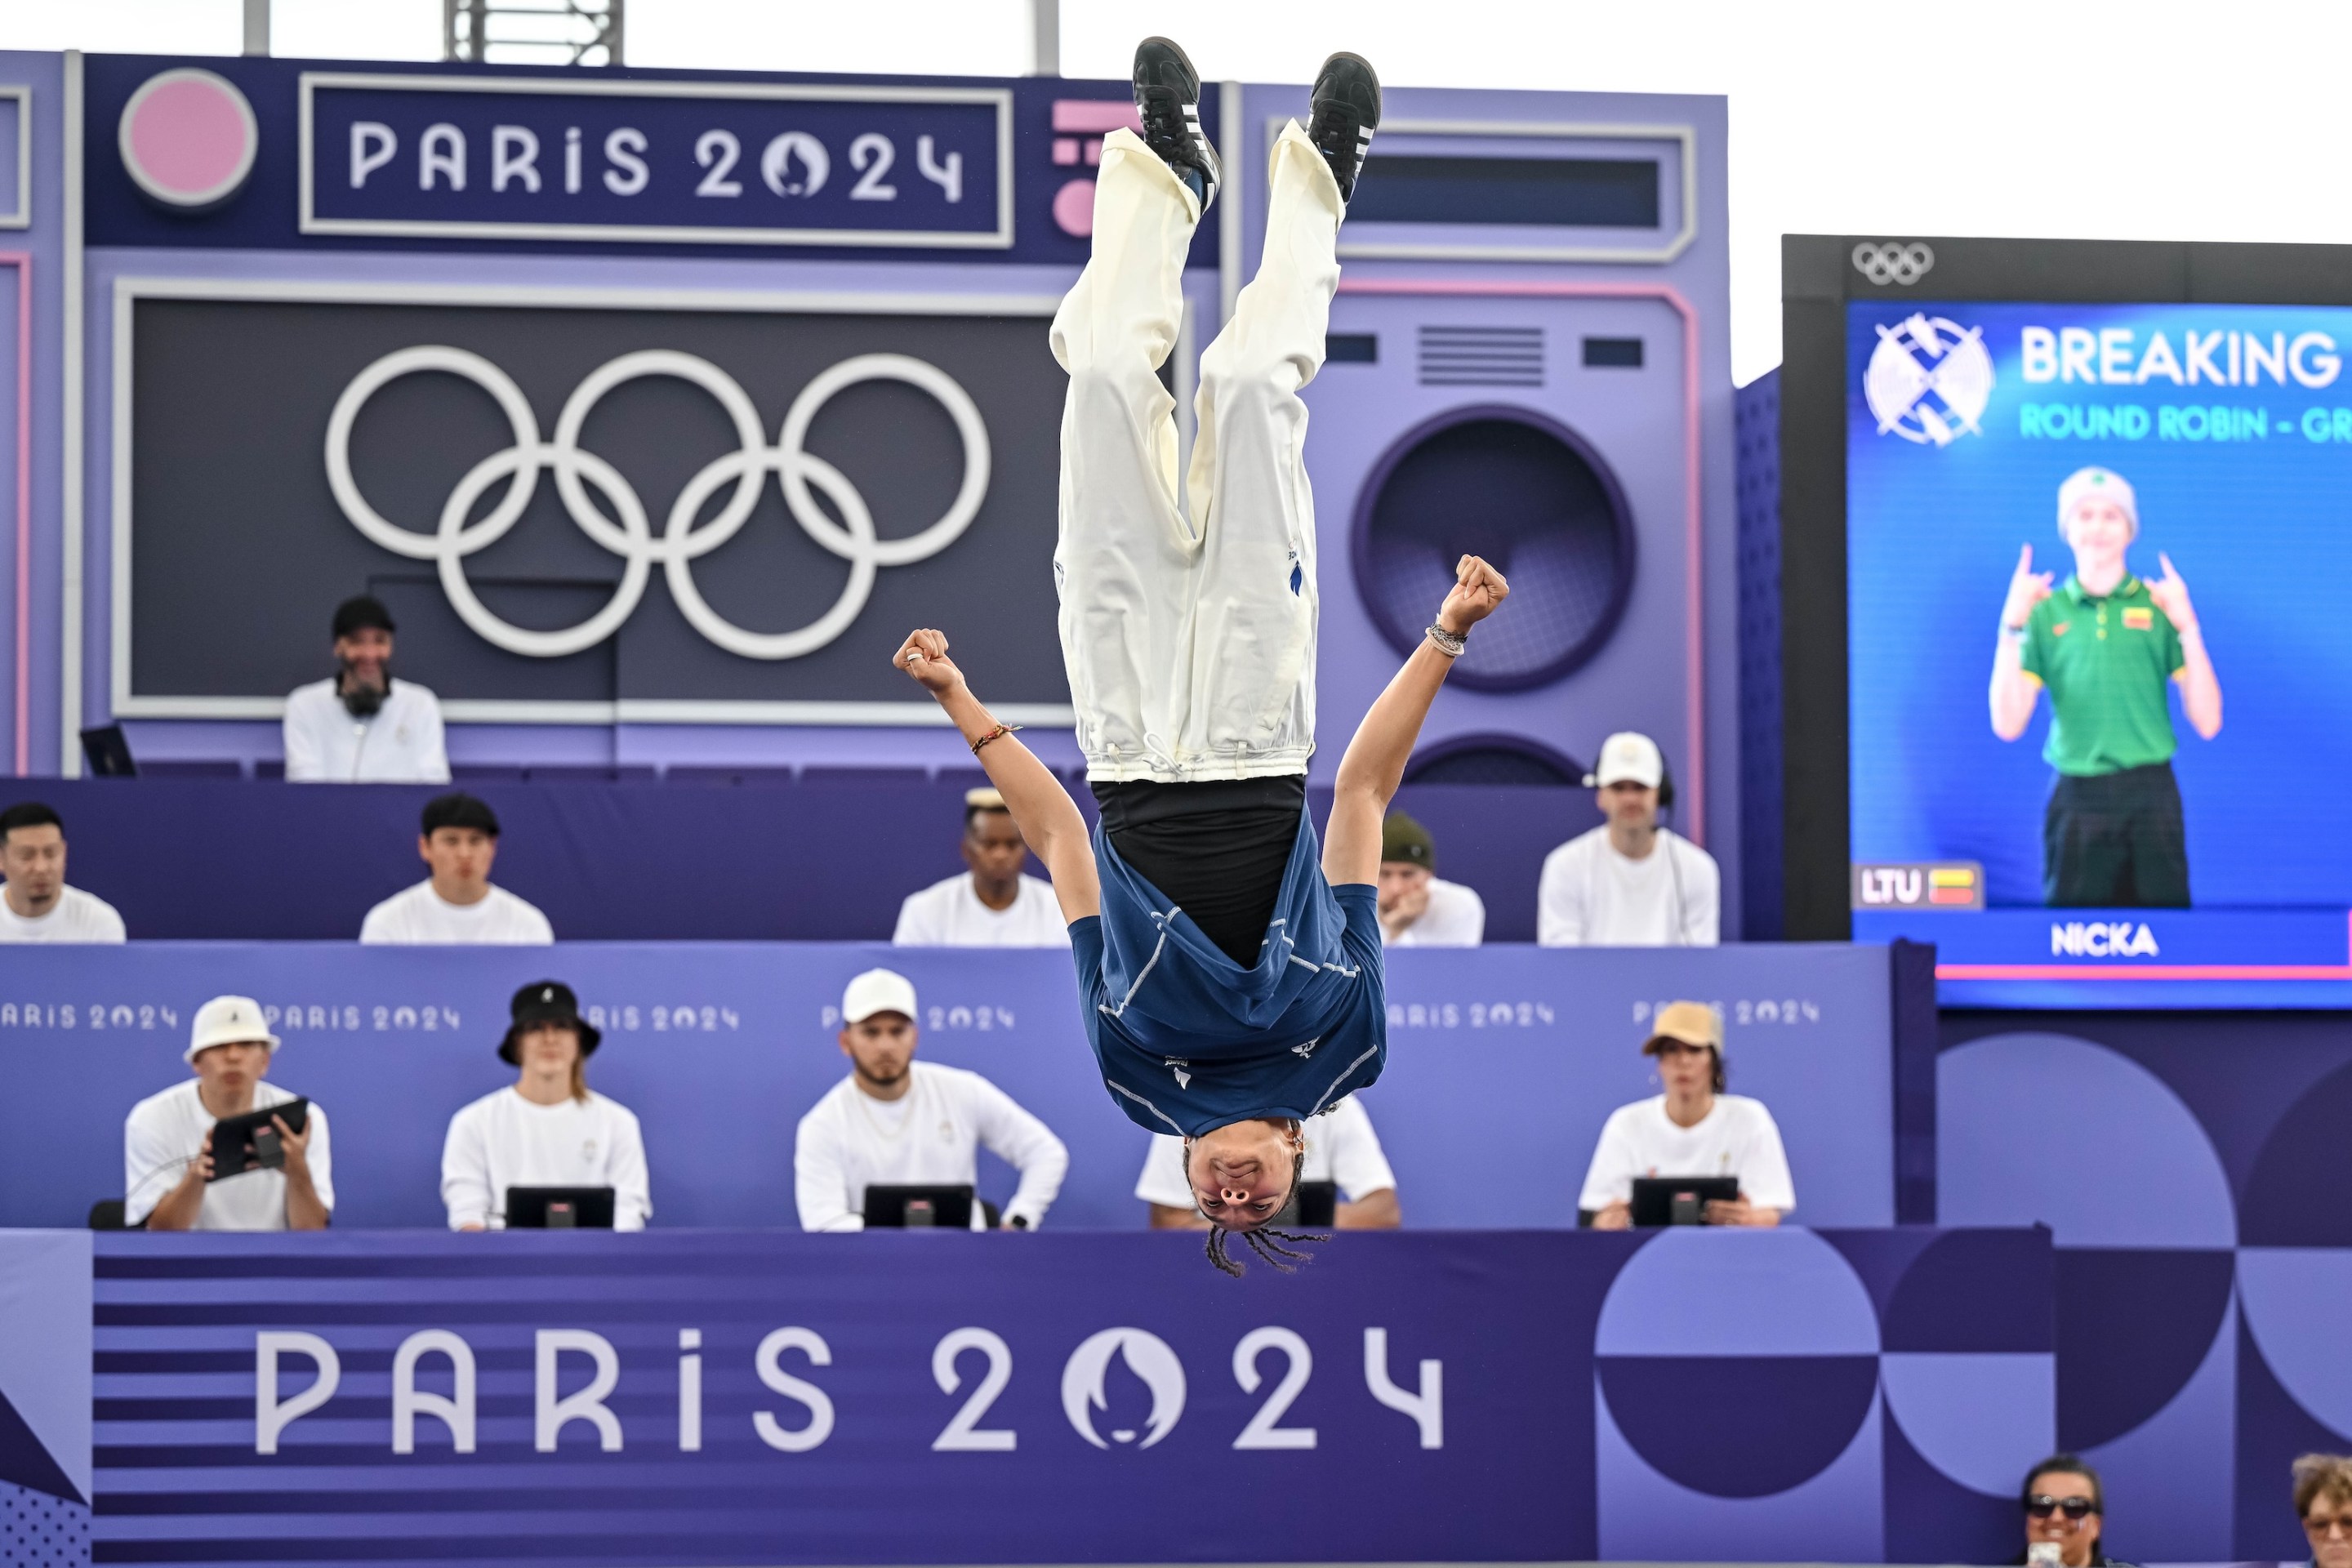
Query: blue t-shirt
1068 808 1388 1138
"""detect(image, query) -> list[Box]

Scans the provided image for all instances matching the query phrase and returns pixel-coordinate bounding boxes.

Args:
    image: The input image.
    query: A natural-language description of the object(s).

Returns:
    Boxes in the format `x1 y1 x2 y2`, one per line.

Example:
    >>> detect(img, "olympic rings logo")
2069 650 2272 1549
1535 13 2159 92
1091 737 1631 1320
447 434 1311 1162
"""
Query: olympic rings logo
1851 242 1935 287
324 348 991 660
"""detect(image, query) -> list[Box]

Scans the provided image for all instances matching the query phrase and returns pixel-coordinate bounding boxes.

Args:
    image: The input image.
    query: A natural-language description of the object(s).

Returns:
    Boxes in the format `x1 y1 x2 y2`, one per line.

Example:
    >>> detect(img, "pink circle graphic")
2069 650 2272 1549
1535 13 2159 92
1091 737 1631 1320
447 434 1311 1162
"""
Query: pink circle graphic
118 69 258 210
1052 178 1098 238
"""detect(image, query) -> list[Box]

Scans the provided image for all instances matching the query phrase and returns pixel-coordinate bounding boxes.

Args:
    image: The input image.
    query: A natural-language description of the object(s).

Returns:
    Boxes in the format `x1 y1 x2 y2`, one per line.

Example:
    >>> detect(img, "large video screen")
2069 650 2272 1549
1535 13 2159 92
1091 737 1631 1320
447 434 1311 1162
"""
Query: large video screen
1845 299 2352 1004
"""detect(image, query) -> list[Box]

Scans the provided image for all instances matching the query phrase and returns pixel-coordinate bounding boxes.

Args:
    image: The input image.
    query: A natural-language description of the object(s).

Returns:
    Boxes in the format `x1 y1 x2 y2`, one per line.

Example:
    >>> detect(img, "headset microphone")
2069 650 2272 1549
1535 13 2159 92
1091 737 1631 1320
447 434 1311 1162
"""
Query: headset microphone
1584 739 1688 944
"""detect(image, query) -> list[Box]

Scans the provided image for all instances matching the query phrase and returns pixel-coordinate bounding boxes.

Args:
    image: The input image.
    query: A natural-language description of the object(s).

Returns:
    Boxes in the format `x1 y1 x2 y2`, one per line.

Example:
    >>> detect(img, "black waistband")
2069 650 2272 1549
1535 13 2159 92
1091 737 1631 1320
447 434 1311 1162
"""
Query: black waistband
1091 773 1307 830
1092 776 1307 966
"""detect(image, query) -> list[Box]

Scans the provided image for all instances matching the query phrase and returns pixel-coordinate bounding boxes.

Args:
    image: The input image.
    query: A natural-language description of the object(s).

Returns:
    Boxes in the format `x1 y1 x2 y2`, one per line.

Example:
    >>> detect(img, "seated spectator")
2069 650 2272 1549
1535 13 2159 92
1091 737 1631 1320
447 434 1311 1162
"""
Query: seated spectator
1580 1001 1791 1228
1538 731 1719 947
893 788 1070 947
283 595 449 784
2297 1454 2352 1568
1136 1094 1400 1229
2019 1454 2131 1567
795 968 1068 1231
360 792 553 945
125 996 332 1232
1376 812 1484 947
442 981 649 1231
0 802 125 943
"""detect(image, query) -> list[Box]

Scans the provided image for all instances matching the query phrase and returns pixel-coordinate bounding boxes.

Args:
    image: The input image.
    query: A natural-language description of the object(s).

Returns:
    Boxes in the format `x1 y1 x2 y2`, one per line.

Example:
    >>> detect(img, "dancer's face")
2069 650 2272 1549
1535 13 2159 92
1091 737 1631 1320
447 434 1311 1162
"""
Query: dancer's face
1184 1118 1302 1232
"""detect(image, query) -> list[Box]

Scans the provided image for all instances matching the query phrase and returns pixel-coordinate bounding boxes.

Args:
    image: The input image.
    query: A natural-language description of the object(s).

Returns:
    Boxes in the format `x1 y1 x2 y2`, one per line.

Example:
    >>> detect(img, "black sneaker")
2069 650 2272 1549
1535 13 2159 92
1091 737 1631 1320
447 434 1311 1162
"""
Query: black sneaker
1307 51 1381 203
1133 37 1219 212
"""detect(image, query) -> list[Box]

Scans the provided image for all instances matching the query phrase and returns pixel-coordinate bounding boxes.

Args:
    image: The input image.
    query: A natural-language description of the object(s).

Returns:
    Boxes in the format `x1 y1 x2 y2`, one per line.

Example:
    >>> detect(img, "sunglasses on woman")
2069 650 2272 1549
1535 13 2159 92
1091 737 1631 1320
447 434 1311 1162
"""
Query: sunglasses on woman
2025 1495 2098 1521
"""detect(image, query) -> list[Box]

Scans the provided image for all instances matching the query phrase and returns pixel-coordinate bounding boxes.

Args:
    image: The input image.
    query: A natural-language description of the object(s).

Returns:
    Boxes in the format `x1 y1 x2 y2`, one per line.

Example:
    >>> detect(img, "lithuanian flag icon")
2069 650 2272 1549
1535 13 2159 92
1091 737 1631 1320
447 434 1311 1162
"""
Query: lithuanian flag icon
1928 866 1978 905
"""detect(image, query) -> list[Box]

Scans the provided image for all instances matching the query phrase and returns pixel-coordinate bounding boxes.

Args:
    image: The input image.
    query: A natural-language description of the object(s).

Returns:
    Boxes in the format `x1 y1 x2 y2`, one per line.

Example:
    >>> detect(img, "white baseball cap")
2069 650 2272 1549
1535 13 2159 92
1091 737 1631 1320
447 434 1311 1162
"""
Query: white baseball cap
1588 731 1664 790
185 995 279 1062
841 969 918 1026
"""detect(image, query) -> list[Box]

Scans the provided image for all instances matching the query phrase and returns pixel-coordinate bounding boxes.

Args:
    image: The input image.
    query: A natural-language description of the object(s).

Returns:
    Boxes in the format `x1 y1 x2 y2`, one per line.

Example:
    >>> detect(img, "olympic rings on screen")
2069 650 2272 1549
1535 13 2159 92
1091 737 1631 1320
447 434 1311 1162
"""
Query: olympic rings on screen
1851 242 1935 287
323 347 991 660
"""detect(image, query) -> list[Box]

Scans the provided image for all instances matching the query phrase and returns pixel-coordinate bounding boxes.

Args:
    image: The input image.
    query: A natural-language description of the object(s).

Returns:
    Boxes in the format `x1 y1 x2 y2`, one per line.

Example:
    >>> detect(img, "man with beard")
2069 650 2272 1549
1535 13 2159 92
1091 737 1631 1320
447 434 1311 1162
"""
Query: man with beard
283 595 449 783
793 969 1068 1232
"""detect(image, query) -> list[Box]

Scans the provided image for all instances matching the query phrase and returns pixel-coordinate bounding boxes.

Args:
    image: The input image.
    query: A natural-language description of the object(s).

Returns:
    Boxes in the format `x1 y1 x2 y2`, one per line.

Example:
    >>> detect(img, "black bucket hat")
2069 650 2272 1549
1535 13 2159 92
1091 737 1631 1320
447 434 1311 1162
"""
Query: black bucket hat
499 979 601 1065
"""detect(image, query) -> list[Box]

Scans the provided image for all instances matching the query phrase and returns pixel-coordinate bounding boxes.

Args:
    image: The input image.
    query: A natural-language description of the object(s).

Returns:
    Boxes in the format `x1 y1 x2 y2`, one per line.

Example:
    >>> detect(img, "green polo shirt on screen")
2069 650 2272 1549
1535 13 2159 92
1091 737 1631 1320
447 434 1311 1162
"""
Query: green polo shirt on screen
2019 574 2186 777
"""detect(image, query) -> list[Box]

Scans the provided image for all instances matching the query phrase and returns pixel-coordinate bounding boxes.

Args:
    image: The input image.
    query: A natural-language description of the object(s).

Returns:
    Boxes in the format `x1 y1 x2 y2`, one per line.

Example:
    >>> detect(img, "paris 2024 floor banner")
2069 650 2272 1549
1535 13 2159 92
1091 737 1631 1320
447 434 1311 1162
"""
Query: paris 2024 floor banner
0 1227 2056 1567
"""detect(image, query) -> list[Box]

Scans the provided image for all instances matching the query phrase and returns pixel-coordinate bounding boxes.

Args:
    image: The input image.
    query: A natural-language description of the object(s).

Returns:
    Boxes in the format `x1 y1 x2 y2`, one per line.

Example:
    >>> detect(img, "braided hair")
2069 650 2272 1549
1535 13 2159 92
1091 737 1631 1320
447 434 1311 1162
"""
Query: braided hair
1204 1222 1327 1277
1195 1138 1327 1276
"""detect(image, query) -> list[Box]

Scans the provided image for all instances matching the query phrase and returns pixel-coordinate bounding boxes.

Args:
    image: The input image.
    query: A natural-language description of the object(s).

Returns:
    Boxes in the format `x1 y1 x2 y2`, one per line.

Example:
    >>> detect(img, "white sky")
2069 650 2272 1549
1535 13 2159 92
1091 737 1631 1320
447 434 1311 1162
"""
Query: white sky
10 0 2352 385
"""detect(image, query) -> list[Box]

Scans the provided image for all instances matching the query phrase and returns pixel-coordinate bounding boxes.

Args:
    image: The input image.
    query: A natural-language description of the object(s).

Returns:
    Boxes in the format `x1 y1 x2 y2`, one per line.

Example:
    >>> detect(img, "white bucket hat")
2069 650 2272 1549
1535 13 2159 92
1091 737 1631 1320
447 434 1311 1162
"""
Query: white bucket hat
185 995 279 1062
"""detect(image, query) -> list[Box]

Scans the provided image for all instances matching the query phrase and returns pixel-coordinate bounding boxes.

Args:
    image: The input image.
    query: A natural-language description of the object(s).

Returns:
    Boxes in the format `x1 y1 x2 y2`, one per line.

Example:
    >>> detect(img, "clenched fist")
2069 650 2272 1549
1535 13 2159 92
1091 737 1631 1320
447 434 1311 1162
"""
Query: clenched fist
893 629 967 697
1438 555 1510 635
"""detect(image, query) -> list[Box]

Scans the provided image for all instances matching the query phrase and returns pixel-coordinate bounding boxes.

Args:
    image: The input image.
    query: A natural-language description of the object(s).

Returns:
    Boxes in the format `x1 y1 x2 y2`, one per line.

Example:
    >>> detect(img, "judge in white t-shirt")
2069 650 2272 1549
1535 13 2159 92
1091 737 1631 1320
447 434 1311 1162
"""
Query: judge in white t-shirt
1135 1094 1401 1229
892 788 1070 948
360 792 554 945
1580 1000 1793 1228
124 996 334 1232
795 968 1069 1231
443 980 650 1231
0 801 127 943
282 595 450 785
1539 731 1719 947
1377 813 1485 948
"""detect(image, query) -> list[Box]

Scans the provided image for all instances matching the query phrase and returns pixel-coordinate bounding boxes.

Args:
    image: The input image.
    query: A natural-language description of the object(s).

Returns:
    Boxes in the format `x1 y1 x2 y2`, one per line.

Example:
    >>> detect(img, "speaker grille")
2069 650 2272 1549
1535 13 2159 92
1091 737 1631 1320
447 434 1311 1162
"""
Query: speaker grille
1418 325 1544 387
1353 409 1633 692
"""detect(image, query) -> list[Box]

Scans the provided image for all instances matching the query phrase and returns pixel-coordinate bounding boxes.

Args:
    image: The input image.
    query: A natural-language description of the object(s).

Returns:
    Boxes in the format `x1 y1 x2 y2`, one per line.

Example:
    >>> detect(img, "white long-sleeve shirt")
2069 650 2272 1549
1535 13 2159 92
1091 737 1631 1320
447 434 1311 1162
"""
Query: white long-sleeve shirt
794 1061 1068 1232
124 1079 336 1230
440 1086 650 1230
1537 826 1720 947
282 678 450 784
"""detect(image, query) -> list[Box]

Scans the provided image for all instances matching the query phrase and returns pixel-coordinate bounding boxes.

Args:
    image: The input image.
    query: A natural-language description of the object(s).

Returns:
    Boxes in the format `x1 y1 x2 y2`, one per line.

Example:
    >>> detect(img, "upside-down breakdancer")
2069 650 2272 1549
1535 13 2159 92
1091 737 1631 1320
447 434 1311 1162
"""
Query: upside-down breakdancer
897 39 1508 1273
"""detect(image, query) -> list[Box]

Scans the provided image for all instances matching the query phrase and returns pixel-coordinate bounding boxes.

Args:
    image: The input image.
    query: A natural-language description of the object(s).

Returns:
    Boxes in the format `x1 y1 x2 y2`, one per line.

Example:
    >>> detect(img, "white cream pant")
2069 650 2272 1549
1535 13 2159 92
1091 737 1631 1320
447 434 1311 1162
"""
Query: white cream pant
1051 121 1343 783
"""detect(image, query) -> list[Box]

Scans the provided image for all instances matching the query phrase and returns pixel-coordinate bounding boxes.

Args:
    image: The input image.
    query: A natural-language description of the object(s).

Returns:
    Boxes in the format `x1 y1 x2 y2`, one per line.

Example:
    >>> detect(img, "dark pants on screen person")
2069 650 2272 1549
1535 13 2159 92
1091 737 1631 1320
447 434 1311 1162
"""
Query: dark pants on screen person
2042 760 2189 907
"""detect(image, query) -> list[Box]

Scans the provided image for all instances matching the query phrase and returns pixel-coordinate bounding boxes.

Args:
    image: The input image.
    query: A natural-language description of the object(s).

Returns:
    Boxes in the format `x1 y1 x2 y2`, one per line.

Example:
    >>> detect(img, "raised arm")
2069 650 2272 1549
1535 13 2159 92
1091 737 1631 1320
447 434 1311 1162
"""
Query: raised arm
893 629 1100 924
2149 553 2221 740
1322 555 1508 886
1989 544 2051 741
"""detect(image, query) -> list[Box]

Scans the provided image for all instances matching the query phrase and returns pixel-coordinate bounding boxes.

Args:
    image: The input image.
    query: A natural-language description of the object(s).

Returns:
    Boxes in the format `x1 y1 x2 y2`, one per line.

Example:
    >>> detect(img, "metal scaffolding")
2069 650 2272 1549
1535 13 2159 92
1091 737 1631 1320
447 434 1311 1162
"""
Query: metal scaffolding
443 0 624 67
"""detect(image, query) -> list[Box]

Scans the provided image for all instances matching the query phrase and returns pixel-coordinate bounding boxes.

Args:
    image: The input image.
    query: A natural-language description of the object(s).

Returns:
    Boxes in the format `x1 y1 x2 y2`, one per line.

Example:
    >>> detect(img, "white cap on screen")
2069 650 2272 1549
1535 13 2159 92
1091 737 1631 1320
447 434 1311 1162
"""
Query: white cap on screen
185 995 281 1062
2056 466 2138 538
841 968 919 1026
1588 731 1664 790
